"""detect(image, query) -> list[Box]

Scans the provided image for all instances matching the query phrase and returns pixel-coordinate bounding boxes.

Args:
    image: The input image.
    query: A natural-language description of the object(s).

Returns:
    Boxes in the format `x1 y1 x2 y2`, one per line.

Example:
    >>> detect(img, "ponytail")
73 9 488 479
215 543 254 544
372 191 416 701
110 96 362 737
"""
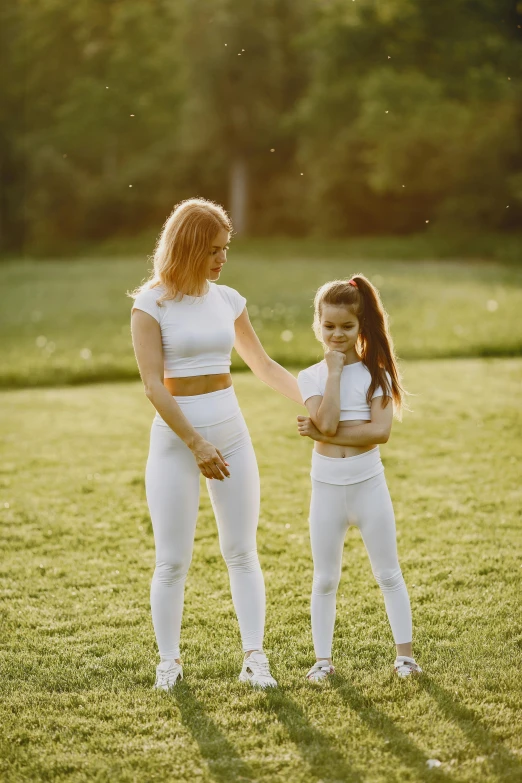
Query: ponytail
313 274 406 417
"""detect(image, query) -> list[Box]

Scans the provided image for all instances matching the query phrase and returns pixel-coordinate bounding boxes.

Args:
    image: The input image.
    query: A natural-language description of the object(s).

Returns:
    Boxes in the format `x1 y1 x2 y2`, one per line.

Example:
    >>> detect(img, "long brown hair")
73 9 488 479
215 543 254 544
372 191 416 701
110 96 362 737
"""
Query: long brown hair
313 274 406 417
130 198 232 304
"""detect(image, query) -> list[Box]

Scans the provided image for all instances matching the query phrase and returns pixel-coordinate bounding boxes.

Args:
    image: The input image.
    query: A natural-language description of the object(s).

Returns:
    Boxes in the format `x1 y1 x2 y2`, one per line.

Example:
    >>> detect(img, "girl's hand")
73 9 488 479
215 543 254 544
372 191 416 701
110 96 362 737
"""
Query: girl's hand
297 415 324 441
324 350 346 374
191 439 230 480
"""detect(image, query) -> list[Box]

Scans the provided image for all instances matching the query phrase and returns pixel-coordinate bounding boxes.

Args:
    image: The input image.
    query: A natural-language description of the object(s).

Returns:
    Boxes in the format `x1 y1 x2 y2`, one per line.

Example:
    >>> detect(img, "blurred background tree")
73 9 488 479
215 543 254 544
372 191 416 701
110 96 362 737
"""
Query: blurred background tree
1 0 520 254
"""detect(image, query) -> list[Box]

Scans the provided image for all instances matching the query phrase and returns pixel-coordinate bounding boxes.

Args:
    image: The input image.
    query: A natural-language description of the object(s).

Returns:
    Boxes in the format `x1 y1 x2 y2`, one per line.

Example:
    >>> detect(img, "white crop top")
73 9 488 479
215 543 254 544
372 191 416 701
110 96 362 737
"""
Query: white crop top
297 360 391 421
132 282 246 377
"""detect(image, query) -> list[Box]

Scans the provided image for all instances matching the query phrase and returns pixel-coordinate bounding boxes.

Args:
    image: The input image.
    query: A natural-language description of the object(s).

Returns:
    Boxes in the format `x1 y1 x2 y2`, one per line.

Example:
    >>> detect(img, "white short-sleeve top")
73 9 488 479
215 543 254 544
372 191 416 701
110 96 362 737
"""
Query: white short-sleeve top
132 282 246 378
297 360 391 421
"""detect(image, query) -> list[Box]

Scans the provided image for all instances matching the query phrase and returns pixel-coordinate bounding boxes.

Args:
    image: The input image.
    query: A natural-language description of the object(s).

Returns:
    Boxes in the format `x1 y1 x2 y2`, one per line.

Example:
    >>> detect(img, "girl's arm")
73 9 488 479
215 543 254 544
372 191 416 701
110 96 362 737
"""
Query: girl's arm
233 307 302 404
131 309 230 480
297 397 393 445
304 351 345 436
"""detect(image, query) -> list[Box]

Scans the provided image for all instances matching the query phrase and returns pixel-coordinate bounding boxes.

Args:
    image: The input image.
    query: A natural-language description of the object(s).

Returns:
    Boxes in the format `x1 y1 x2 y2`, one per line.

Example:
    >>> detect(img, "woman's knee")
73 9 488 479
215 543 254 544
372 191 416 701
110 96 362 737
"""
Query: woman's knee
153 556 191 586
222 548 260 574
373 567 405 593
312 570 341 596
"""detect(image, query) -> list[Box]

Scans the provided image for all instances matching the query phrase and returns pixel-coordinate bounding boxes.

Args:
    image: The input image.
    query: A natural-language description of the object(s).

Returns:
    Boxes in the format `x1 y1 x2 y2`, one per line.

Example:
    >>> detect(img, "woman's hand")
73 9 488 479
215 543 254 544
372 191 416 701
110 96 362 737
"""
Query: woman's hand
297 415 324 441
324 350 346 374
191 438 230 480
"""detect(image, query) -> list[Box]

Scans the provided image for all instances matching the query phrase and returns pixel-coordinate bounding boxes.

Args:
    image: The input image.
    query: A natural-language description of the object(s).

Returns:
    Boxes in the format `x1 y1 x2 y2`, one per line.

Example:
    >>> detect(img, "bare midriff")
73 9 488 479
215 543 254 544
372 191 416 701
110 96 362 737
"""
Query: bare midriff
164 373 233 396
314 419 376 459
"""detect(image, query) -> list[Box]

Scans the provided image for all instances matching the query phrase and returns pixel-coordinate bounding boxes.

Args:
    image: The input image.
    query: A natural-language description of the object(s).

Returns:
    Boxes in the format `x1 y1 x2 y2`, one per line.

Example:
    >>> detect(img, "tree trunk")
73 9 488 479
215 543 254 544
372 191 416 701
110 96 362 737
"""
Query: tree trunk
229 157 248 235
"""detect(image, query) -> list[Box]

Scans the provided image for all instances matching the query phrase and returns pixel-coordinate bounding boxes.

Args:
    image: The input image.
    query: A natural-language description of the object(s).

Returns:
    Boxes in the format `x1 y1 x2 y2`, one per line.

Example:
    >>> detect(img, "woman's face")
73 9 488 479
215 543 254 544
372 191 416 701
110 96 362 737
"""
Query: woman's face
206 228 230 281
320 304 360 355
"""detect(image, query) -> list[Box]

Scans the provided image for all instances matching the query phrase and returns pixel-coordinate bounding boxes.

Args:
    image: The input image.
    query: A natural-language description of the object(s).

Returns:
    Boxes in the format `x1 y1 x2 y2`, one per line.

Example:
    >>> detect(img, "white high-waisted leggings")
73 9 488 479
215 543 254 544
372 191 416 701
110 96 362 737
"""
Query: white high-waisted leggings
310 448 412 659
145 386 264 660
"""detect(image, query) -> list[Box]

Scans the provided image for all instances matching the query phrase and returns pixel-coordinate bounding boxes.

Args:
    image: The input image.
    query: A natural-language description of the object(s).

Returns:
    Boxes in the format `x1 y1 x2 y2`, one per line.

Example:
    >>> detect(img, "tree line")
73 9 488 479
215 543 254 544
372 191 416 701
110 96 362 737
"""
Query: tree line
1 0 521 253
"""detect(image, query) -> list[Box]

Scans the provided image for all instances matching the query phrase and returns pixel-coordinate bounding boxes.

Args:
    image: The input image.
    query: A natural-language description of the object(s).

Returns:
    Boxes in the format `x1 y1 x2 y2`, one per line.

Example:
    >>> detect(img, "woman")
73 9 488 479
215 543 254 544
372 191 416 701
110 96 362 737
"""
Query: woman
130 198 301 690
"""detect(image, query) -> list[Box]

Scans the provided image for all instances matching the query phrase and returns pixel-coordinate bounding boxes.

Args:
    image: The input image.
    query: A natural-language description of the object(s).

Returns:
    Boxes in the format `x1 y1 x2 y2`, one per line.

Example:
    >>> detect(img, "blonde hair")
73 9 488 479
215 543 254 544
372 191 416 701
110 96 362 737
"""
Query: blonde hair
130 198 232 303
313 274 406 418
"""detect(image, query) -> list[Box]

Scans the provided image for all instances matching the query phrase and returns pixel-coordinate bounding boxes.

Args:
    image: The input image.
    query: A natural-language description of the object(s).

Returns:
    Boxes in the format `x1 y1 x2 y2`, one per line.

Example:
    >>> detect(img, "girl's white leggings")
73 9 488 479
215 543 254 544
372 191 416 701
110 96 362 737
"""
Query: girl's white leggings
145 387 265 660
310 449 412 658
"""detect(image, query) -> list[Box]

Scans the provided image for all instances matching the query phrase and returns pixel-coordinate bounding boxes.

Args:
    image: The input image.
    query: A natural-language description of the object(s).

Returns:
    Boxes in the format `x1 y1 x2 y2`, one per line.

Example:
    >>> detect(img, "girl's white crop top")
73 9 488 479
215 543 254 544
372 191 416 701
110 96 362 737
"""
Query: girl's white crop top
297 360 391 421
132 283 246 377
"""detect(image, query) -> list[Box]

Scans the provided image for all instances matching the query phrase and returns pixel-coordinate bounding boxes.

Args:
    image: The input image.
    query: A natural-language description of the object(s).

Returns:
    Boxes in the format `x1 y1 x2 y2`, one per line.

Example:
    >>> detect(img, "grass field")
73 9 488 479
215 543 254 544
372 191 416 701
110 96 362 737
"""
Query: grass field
1 239 522 388
1 359 521 782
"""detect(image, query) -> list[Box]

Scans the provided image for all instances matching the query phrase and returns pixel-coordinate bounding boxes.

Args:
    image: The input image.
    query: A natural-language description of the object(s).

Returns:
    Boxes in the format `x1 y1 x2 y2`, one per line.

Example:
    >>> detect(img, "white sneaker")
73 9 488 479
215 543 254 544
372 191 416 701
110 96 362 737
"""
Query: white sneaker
239 651 277 689
394 656 422 678
306 659 335 683
154 659 183 690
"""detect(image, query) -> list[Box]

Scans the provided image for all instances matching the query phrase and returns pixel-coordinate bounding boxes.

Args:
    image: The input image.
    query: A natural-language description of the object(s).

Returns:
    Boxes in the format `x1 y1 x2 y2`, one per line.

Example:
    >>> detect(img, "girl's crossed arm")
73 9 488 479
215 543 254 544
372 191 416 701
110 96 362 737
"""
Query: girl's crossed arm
297 396 393 446
306 350 345 436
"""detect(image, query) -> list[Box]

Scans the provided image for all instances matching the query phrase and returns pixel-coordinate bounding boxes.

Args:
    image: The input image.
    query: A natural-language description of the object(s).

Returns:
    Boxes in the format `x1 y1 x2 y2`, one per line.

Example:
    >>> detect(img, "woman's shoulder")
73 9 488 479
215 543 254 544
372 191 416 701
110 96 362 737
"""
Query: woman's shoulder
131 284 167 323
133 283 165 304
215 284 247 318
215 283 243 300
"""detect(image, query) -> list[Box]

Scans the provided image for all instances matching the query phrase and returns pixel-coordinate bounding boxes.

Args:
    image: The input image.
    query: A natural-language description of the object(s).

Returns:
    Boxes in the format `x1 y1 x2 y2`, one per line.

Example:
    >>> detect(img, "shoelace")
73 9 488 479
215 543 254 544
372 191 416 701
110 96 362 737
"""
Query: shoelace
250 657 271 678
251 661 272 677
157 662 182 685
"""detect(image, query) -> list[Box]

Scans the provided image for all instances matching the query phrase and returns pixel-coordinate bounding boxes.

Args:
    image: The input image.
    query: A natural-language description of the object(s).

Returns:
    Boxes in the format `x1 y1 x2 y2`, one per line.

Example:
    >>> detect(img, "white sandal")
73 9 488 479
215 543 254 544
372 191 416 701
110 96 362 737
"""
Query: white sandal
306 659 335 683
394 656 422 678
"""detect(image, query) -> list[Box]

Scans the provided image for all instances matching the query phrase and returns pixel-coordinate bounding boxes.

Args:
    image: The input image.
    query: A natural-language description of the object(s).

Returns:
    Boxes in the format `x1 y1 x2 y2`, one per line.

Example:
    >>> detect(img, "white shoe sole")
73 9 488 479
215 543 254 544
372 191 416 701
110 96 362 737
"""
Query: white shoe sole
307 673 334 683
153 680 181 691
238 671 277 688
153 671 183 690
395 666 422 678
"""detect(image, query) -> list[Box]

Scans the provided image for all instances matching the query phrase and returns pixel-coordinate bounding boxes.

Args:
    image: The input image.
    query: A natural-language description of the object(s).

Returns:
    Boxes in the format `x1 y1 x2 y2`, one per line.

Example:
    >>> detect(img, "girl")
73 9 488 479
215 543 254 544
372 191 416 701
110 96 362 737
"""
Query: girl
130 198 302 690
296 275 422 680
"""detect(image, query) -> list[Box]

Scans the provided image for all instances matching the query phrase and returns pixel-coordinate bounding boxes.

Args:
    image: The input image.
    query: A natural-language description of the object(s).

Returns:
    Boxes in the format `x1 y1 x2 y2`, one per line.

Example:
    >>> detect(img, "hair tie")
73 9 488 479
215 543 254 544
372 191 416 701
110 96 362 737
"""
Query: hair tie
348 279 357 288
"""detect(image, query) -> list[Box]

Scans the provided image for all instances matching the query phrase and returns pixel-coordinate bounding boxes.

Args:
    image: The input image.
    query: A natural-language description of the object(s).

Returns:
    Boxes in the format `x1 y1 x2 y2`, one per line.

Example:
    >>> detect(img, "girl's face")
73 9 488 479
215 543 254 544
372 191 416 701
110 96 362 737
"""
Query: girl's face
205 228 230 281
320 304 360 355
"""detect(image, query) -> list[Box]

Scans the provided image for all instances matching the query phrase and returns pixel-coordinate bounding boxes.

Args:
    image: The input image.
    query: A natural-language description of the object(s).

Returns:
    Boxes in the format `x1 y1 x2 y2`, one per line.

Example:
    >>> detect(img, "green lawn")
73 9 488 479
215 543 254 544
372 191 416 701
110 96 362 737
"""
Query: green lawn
1 240 521 388
1 359 521 782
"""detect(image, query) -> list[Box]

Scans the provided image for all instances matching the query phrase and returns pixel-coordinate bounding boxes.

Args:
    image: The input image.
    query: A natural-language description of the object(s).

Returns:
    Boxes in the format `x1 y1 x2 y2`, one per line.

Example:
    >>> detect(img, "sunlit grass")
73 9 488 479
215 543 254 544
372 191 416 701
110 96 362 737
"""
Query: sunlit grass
1 359 521 782
1 240 521 388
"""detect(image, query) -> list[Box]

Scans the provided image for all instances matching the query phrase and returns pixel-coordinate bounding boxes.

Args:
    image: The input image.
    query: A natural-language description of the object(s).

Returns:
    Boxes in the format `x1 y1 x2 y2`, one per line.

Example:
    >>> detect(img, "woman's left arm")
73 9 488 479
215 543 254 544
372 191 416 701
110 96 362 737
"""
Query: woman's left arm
297 396 393 445
234 307 302 404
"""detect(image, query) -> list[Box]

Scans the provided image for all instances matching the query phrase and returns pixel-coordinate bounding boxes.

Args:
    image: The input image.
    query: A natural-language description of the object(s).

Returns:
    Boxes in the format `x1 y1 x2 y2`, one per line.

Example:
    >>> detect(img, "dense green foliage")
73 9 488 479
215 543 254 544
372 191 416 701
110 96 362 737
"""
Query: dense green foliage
1 362 521 781
1 239 521 388
2 1 521 252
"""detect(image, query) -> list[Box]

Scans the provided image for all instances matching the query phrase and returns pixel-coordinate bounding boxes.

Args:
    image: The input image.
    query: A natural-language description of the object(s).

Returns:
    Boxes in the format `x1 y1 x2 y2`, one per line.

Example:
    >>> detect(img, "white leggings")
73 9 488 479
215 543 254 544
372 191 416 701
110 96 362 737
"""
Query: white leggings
310 449 412 659
145 387 265 660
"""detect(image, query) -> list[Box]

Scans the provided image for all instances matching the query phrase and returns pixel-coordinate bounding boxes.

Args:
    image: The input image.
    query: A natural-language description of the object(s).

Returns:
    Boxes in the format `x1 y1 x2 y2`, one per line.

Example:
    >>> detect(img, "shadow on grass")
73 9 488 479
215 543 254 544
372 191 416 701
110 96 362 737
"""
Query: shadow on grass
264 687 366 783
418 676 522 781
173 681 257 783
330 675 458 783
174 680 367 783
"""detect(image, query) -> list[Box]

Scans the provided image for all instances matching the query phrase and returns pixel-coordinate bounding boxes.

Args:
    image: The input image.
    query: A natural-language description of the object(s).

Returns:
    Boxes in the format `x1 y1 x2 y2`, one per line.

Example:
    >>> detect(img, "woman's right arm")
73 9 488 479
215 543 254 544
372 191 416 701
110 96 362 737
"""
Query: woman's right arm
131 308 230 481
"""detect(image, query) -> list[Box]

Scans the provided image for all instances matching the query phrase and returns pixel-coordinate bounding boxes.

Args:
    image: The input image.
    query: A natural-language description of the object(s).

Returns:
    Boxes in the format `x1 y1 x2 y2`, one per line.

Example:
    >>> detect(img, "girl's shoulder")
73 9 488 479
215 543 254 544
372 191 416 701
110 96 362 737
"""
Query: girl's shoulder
360 362 392 395
297 360 327 402
297 359 326 380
